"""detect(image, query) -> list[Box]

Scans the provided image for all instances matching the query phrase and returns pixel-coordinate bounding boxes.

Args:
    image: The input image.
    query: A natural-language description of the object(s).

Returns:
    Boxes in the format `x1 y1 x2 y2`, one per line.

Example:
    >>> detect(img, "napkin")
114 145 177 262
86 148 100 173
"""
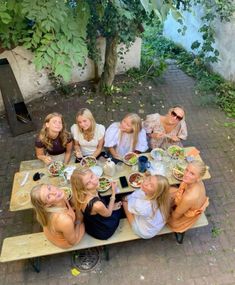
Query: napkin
186 147 200 157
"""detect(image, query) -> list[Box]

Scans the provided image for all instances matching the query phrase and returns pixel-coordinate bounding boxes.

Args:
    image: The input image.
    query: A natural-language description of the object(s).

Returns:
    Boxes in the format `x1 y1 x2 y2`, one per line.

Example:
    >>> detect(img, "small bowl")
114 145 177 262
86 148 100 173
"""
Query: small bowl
98 177 111 193
167 145 185 159
128 172 144 188
48 161 64 176
123 152 138 166
80 156 97 168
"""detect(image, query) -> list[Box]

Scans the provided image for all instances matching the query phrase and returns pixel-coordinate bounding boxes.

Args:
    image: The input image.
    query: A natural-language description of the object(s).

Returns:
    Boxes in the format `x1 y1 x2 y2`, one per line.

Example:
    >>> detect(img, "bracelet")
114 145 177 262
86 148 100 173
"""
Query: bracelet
110 196 115 201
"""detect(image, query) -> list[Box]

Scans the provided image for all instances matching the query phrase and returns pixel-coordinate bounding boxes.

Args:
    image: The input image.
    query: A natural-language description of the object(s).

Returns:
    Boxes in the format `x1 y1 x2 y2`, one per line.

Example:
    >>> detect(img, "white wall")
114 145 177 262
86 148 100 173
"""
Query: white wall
163 5 235 81
0 37 142 112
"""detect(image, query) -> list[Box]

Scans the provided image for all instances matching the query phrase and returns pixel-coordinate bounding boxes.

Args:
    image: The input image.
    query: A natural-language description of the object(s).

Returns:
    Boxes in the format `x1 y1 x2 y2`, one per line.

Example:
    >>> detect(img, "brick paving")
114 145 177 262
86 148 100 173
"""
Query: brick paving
0 63 235 285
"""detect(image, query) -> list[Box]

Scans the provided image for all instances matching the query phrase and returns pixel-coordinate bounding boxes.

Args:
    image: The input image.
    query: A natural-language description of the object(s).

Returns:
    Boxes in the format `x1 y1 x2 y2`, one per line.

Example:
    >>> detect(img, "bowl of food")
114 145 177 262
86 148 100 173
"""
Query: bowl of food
48 161 64 176
167 145 185 159
172 163 186 181
151 148 165 160
80 156 97 168
123 152 138 166
60 186 72 200
98 177 111 193
128 172 144 188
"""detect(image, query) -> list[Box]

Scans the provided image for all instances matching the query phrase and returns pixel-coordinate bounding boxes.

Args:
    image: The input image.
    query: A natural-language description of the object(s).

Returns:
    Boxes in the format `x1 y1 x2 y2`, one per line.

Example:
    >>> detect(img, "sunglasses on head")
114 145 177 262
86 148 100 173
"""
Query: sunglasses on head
171 110 183 121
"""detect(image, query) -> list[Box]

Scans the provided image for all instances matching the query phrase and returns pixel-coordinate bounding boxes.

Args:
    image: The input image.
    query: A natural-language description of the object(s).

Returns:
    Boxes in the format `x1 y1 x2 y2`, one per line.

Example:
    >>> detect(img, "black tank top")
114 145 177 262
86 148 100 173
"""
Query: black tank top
82 196 121 240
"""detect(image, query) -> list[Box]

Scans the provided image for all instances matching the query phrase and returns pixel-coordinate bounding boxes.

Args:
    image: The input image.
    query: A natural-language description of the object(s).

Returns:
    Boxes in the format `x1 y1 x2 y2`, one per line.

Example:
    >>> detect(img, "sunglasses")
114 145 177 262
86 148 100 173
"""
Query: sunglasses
171 110 183 121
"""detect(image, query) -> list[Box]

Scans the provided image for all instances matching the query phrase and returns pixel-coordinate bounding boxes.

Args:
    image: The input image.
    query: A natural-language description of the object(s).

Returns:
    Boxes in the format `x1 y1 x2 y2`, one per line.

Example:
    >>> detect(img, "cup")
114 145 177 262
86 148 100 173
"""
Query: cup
138 156 151 173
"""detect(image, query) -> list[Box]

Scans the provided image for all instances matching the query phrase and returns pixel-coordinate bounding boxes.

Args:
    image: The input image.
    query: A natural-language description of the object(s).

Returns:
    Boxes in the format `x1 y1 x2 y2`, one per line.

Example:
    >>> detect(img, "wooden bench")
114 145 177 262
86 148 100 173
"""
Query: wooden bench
0 214 208 272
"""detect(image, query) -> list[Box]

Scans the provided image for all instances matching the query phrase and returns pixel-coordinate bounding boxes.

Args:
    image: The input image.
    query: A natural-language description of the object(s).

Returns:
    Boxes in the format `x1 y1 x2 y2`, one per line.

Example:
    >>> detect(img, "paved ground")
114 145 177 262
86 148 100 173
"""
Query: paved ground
0 63 235 285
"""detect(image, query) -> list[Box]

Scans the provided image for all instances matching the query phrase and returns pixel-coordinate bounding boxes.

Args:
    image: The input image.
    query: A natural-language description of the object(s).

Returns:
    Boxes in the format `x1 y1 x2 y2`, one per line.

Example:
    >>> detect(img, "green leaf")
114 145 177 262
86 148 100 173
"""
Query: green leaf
0 12 12 24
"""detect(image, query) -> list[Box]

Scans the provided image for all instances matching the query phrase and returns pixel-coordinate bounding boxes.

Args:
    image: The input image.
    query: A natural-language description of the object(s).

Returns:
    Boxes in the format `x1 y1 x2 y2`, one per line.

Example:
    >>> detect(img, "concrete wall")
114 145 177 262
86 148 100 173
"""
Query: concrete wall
163 5 235 81
0 37 142 112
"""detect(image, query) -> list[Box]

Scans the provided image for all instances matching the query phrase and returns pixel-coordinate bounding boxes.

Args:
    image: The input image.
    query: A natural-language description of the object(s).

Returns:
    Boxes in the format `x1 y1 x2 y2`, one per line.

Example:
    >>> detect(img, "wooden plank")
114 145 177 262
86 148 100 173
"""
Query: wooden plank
0 214 208 263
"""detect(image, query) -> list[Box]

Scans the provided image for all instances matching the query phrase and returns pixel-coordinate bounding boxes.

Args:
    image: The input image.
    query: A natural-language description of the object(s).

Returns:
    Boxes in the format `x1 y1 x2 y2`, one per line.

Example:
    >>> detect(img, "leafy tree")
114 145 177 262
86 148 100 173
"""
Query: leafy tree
0 0 234 91
0 0 174 89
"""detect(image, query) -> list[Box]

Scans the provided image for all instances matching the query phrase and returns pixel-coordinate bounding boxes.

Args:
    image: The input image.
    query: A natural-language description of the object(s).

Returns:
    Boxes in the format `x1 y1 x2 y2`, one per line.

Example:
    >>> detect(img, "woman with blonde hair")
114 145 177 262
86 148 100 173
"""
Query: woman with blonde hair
122 174 170 239
35 113 73 165
143 106 187 149
104 113 148 161
167 160 209 239
71 108 105 162
71 168 122 240
30 184 85 248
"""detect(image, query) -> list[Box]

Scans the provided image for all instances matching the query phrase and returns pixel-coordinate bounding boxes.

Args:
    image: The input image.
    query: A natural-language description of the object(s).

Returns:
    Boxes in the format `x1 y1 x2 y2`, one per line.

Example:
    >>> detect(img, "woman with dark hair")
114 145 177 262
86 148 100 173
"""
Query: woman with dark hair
143 106 187 149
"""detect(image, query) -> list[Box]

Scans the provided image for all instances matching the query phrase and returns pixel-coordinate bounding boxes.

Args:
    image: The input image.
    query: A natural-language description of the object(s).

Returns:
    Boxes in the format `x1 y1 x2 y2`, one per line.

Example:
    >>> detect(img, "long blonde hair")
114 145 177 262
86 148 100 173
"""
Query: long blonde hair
120 113 142 150
76 108 96 141
148 174 170 221
38 112 70 150
71 168 91 210
30 184 67 227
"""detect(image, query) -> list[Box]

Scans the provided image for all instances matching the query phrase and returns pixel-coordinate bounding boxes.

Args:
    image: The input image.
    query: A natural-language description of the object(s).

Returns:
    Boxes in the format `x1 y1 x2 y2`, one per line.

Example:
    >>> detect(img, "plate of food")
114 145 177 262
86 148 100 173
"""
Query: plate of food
167 145 185 159
60 186 72 200
151 148 165 160
48 161 64 176
123 152 138 166
98 177 111 193
80 156 97 168
172 164 186 181
128 172 144 188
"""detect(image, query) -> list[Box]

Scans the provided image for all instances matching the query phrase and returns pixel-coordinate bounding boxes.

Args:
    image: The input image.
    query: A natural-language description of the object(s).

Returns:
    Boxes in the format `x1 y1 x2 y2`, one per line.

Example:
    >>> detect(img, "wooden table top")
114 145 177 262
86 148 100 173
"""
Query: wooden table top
10 146 211 212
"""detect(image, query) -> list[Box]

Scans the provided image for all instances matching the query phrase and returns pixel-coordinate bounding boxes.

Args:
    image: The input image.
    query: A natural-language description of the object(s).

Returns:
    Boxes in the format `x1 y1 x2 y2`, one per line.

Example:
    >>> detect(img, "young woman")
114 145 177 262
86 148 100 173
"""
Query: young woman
104 113 148 161
30 184 85 248
167 160 209 233
71 168 122 240
35 113 73 165
122 174 170 239
143 106 187 149
71 108 105 161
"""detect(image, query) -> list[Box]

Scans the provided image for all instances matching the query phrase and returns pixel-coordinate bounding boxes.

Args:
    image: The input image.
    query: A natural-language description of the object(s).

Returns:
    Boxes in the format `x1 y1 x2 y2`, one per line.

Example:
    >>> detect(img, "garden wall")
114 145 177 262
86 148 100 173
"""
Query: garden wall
163 6 235 81
0 37 141 113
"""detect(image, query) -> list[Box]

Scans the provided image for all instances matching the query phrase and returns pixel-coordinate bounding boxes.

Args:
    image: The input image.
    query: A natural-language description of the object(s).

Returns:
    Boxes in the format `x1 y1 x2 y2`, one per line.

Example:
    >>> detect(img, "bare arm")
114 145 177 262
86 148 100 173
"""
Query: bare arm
108 147 122 160
92 182 119 217
55 214 85 246
92 137 104 158
64 141 73 164
35 147 52 165
171 196 194 220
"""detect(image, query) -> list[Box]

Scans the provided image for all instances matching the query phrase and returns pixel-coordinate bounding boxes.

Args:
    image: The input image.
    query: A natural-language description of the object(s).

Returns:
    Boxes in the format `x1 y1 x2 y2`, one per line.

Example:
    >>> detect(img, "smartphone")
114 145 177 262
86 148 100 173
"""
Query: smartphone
119 176 129 188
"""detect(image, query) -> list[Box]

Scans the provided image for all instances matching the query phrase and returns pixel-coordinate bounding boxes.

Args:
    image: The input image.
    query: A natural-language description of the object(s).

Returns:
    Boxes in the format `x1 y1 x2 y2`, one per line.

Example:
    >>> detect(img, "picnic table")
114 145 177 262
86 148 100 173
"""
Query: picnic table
10 146 210 212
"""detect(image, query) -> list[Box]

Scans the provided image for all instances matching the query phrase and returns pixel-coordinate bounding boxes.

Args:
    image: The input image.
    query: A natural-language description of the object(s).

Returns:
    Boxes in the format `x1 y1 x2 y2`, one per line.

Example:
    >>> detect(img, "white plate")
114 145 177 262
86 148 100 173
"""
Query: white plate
90 165 103 177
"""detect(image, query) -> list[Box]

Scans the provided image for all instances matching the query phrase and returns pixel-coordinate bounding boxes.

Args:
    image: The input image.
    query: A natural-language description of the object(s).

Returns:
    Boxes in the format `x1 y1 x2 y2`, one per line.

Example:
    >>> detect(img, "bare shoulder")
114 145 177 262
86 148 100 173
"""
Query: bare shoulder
92 200 105 212
52 212 74 230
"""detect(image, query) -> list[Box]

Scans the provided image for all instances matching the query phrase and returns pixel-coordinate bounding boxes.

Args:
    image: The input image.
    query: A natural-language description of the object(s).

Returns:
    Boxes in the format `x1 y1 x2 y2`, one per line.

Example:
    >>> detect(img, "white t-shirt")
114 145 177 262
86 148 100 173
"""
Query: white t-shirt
71 123 105 156
104 122 148 157
127 189 165 239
